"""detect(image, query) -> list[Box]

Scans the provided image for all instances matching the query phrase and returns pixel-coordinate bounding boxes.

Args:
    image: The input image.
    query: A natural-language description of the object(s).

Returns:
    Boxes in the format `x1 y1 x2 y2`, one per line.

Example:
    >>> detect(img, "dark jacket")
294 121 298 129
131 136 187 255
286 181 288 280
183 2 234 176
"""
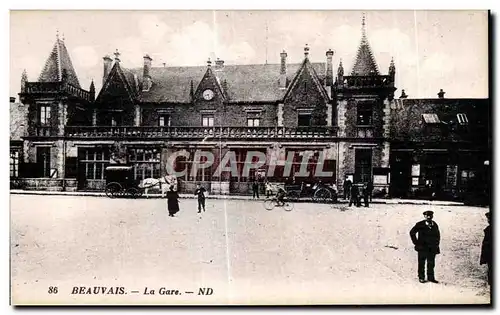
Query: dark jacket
194 187 206 200
366 181 374 192
410 220 441 254
480 225 491 265
350 184 359 197
166 190 180 214
344 179 353 190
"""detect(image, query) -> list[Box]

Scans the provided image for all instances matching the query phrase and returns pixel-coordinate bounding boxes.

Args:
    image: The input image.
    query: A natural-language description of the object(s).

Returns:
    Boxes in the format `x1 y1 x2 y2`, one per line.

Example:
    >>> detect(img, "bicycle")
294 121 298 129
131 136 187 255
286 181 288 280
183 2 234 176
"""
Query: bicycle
263 196 294 211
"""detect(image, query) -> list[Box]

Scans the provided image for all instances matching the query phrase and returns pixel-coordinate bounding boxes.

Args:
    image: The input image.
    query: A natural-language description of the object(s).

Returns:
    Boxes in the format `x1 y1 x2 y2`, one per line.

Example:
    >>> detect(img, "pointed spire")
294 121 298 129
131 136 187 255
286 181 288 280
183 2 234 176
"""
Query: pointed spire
361 13 367 42
351 13 379 76
114 49 121 63
21 69 28 92
39 36 81 87
89 79 95 100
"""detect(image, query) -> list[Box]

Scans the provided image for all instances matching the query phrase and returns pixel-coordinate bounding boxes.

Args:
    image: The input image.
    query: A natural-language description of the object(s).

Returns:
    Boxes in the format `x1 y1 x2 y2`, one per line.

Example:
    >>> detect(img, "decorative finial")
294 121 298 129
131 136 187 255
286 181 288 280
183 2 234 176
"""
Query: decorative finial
56 29 60 40
114 49 121 62
304 44 310 59
361 13 367 40
62 33 65 41
207 58 212 67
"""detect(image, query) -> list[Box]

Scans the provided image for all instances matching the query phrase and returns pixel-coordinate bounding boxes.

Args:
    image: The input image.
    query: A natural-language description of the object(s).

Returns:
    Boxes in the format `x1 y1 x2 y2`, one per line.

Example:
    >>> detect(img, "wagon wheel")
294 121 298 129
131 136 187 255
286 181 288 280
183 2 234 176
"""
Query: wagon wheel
105 182 122 198
283 201 294 211
127 187 141 199
287 191 300 202
314 188 332 203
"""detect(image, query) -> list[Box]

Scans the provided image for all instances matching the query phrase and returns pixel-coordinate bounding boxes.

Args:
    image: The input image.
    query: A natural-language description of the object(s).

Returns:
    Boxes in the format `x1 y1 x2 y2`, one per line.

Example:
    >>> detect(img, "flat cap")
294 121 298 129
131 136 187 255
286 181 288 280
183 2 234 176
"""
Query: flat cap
423 211 434 216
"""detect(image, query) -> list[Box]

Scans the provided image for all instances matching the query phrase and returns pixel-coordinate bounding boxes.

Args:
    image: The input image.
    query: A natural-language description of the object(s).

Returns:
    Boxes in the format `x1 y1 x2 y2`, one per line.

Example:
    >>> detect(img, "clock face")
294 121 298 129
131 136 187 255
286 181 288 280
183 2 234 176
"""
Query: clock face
203 89 214 101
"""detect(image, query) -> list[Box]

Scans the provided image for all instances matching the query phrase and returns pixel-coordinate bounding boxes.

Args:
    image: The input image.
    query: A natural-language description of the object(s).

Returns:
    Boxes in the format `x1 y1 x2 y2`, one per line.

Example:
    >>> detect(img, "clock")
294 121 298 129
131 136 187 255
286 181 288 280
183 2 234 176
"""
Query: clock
202 89 214 101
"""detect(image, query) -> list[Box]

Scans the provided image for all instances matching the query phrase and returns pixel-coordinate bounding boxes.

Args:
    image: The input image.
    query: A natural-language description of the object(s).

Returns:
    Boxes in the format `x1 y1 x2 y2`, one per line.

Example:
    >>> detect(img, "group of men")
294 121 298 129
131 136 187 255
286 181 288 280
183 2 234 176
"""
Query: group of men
343 175 374 207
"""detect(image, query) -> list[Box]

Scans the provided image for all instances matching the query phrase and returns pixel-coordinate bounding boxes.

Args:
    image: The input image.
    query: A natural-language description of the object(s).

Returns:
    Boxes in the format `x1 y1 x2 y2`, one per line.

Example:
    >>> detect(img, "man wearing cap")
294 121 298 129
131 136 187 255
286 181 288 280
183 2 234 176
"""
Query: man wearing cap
409 210 441 283
480 212 491 286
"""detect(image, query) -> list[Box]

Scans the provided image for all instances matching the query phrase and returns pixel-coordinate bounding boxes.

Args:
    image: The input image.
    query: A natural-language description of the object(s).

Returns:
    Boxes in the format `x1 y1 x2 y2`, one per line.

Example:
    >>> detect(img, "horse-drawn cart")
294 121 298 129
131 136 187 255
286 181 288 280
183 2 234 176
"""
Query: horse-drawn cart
104 165 143 198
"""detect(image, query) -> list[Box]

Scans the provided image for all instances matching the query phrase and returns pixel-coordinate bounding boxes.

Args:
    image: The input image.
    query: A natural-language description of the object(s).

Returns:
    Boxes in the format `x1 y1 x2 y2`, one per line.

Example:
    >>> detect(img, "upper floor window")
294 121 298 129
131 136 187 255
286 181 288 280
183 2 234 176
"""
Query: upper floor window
202 114 214 127
247 118 260 127
457 113 469 126
357 103 372 125
159 115 171 127
422 113 440 124
40 105 51 125
298 113 312 127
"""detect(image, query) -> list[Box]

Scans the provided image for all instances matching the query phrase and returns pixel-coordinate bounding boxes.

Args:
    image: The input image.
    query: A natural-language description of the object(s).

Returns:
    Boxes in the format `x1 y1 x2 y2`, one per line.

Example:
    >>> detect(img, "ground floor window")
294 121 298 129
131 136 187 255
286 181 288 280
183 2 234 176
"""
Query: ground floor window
80 148 110 180
10 149 20 178
129 147 161 180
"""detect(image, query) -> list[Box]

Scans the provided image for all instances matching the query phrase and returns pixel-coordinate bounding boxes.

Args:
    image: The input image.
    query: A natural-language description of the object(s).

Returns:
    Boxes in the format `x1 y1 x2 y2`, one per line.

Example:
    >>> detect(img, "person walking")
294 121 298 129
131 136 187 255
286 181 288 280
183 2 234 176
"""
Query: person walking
343 175 352 200
409 211 441 283
252 179 260 199
348 183 360 207
166 185 180 217
194 183 207 213
480 212 492 286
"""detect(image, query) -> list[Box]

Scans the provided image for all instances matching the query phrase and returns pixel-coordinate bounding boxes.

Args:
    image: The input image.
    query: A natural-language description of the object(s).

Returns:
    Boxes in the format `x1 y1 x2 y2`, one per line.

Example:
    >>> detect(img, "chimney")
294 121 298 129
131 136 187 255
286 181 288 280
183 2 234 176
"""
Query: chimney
325 49 334 87
103 55 112 84
279 50 287 89
400 89 408 99
142 54 153 92
438 89 445 99
215 58 224 71
10 97 15 103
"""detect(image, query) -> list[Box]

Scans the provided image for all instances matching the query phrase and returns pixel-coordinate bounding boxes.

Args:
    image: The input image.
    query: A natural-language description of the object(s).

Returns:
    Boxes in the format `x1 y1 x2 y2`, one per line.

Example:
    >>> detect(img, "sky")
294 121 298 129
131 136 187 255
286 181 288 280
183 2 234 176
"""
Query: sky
9 10 488 99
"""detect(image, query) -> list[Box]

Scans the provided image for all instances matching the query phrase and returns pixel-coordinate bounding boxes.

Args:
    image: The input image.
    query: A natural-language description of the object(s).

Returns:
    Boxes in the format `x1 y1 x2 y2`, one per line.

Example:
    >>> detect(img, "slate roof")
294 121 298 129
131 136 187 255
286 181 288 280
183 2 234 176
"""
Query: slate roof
38 38 81 88
390 98 490 143
124 62 326 103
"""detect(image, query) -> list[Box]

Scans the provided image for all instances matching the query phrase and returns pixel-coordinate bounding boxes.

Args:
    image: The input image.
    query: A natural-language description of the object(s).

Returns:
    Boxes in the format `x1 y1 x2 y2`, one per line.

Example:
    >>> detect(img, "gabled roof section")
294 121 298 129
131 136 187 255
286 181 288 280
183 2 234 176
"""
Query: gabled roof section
134 62 326 103
283 57 330 102
195 65 226 101
95 61 135 104
350 15 380 76
38 35 81 88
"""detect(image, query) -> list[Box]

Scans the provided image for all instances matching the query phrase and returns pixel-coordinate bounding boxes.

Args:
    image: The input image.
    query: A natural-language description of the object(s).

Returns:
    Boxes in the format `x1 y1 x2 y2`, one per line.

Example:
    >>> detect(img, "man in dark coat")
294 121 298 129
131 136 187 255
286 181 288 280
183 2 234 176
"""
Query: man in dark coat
252 179 260 199
194 184 207 213
343 176 352 200
166 186 180 217
366 180 374 202
410 211 441 283
480 212 491 286
363 183 370 207
348 183 360 207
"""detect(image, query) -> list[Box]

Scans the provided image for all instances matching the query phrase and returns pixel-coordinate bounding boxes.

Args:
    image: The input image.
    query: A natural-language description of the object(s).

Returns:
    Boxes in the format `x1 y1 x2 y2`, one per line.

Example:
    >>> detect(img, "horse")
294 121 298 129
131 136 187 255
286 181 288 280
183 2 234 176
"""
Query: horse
139 175 177 198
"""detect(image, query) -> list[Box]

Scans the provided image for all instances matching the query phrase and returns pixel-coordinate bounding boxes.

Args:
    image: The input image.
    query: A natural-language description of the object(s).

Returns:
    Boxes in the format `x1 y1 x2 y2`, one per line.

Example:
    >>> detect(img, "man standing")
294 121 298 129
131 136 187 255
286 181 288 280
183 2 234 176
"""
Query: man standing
480 212 491 286
252 179 260 199
366 180 374 202
348 183 360 207
194 183 207 213
410 211 441 283
362 183 370 207
343 175 352 200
